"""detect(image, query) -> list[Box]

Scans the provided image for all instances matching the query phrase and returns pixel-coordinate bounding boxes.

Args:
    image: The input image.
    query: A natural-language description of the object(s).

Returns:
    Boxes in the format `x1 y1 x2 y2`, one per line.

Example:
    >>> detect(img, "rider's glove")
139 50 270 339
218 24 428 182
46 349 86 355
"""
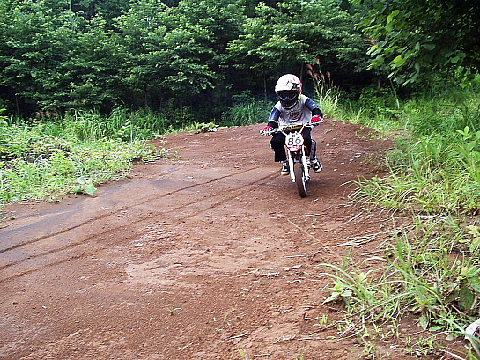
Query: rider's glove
311 115 323 124
261 125 274 135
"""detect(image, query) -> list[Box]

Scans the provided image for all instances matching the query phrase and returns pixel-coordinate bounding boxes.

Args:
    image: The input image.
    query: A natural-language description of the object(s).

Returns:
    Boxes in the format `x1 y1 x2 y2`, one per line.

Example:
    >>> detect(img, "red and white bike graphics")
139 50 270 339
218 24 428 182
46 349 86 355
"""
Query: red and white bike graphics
262 122 318 197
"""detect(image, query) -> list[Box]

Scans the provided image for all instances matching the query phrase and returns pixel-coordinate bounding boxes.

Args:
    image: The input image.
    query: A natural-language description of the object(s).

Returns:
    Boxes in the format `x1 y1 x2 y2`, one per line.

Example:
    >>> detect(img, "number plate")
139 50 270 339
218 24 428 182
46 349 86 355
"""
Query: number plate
285 132 304 149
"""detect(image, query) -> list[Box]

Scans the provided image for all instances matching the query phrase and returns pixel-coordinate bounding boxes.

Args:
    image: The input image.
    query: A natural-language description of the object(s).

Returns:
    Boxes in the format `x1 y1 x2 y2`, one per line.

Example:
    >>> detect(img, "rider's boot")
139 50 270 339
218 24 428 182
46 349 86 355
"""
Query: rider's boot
281 160 290 175
309 139 322 172
311 158 322 173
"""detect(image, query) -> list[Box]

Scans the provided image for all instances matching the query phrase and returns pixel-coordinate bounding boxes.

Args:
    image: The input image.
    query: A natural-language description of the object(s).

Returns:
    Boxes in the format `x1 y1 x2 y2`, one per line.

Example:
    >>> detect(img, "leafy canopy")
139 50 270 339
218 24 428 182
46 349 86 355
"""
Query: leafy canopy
359 0 480 84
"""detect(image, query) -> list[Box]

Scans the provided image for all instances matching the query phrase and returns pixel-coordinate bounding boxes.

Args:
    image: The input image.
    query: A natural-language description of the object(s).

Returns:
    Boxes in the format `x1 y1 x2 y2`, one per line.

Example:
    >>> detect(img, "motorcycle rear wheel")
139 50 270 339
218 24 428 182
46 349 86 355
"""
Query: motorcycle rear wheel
294 162 308 197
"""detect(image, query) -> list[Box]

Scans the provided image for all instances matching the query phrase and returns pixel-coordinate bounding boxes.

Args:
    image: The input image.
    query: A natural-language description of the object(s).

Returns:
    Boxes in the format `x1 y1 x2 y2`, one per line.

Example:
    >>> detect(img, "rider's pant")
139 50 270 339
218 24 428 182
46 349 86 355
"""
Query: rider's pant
270 127 314 162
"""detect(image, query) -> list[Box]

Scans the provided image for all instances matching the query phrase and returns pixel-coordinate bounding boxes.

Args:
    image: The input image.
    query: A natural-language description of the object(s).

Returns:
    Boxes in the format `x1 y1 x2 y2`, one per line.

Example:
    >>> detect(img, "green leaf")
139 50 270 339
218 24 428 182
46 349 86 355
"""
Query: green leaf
387 10 400 24
451 56 462 64
83 183 98 196
76 176 97 196
391 55 406 68
323 292 341 304
469 277 480 293
458 286 476 310
418 315 429 329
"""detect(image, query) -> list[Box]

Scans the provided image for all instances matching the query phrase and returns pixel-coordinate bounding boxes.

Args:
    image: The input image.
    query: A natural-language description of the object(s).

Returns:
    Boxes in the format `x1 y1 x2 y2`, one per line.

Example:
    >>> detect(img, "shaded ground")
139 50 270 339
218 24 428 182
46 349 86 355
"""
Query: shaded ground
0 121 431 359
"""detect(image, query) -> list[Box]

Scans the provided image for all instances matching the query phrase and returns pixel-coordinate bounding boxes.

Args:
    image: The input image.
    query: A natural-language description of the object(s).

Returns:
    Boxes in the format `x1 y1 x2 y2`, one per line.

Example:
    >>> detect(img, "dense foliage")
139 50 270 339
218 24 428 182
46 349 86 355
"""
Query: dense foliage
2 0 479 117
0 0 369 117
359 0 480 84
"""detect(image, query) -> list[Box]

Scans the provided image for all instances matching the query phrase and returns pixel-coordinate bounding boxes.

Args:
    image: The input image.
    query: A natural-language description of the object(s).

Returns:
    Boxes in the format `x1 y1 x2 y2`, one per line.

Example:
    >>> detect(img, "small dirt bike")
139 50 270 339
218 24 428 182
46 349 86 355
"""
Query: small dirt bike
261 122 319 198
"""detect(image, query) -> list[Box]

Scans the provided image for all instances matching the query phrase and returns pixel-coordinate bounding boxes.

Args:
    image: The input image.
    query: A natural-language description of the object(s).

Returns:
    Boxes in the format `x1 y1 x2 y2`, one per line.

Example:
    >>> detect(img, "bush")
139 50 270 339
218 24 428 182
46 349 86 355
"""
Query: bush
0 110 167 208
223 98 271 127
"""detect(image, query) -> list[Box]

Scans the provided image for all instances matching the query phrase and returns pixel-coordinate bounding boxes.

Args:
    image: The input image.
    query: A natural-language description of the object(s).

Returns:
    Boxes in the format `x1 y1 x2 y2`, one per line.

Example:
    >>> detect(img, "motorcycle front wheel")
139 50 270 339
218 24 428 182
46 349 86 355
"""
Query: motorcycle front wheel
293 162 308 197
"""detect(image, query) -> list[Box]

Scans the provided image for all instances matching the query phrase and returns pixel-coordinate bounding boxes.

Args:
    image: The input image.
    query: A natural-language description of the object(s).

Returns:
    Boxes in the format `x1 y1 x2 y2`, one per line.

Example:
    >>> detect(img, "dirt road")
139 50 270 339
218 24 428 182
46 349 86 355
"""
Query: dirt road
1 121 413 359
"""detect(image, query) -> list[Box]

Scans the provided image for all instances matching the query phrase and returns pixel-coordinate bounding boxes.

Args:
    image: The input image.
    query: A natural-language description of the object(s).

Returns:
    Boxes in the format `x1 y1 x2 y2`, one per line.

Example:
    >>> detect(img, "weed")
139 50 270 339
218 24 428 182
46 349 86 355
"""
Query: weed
75 176 97 196
321 215 480 356
306 61 340 119
239 349 250 360
0 109 170 210
319 314 329 326
166 306 182 315
225 99 271 127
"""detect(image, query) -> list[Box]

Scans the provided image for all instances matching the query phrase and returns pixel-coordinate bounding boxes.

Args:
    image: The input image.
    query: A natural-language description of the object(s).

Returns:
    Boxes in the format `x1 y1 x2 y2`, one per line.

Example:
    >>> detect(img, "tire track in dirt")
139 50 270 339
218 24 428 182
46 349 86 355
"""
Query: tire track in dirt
1 122 409 360
0 166 263 254
0 168 278 283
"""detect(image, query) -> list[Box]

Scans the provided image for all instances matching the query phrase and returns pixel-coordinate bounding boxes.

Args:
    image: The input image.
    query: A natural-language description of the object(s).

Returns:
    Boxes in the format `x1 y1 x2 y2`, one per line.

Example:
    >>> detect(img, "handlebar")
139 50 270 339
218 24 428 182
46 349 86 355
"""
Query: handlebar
260 121 320 136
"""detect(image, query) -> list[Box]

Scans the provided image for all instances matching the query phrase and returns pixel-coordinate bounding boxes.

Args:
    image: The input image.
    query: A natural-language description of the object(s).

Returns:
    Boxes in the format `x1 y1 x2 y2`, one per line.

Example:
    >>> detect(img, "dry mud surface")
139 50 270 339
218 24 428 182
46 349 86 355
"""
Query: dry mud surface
1 121 428 359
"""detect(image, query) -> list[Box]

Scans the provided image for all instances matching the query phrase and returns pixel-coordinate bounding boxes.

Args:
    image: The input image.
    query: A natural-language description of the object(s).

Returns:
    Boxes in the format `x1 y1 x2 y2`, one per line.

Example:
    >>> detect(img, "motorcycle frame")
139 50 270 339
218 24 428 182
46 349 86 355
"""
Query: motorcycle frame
279 123 312 183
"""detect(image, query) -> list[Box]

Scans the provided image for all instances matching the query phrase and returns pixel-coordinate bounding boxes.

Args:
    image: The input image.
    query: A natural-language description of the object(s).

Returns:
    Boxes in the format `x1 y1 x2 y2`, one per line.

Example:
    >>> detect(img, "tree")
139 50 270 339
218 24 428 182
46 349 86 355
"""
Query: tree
359 0 480 84
0 0 373 116
114 0 217 109
66 17 127 111
173 0 247 115
72 0 130 21
0 0 83 112
228 0 369 95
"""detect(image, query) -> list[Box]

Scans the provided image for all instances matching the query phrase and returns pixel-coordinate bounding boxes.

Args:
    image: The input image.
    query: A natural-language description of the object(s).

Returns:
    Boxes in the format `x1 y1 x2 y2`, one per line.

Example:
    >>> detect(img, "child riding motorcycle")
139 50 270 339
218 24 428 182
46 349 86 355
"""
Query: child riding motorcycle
262 74 324 175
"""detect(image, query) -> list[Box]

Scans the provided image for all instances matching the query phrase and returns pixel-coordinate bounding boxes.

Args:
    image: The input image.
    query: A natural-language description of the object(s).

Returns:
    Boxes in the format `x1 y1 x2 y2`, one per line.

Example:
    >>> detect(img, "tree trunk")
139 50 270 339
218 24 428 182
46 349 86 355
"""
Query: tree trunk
263 74 267 102
15 94 20 115
144 85 148 108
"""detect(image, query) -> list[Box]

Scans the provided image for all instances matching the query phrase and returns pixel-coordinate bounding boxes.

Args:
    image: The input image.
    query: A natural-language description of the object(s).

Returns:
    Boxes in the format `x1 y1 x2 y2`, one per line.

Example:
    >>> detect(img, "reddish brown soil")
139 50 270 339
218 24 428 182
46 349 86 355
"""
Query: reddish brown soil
0 121 435 359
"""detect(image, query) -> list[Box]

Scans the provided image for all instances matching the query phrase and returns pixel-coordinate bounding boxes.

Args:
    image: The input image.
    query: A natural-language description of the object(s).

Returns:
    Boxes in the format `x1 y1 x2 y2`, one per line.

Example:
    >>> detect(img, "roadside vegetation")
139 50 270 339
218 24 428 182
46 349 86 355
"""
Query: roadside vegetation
318 77 480 359
0 102 270 211
0 108 219 208
351 85 480 215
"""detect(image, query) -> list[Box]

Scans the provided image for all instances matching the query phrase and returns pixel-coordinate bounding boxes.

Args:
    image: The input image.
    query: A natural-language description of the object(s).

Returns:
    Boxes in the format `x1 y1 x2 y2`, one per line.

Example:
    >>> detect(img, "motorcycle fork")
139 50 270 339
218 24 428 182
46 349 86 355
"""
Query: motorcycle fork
287 147 309 183
302 149 311 181
287 151 295 183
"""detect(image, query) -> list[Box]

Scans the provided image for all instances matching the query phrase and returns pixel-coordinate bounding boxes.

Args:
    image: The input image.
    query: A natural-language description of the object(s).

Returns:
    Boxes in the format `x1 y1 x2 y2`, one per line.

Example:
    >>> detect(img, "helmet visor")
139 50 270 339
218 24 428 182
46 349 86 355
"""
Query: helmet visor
277 90 298 108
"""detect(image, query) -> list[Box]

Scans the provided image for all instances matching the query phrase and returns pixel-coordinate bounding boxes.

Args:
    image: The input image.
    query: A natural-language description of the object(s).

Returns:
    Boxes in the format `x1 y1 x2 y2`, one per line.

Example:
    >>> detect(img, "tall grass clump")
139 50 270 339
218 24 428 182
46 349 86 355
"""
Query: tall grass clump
321 216 480 357
0 108 171 209
353 83 480 214
224 96 271 127
63 107 194 141
306 62 341 120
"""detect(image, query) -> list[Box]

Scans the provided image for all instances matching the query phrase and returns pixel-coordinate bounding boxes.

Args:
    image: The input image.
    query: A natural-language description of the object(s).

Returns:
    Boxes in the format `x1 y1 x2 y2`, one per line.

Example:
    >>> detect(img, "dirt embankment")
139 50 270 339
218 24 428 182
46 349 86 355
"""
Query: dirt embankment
1 121 423 359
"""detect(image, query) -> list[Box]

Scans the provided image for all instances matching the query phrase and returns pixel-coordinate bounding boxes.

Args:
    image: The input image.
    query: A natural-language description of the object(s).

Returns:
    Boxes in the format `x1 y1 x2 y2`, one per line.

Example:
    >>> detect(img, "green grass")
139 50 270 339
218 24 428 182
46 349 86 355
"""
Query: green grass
317 80 480 358
321 216 480 358
223 99 271 127
325 83 480 215
0 107 196 209
354 121 479 215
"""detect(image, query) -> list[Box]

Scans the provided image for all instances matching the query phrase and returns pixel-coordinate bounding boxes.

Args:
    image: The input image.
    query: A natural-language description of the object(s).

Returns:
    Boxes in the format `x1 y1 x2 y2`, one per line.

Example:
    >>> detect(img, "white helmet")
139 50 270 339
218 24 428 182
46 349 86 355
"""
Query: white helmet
275 74 302 109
